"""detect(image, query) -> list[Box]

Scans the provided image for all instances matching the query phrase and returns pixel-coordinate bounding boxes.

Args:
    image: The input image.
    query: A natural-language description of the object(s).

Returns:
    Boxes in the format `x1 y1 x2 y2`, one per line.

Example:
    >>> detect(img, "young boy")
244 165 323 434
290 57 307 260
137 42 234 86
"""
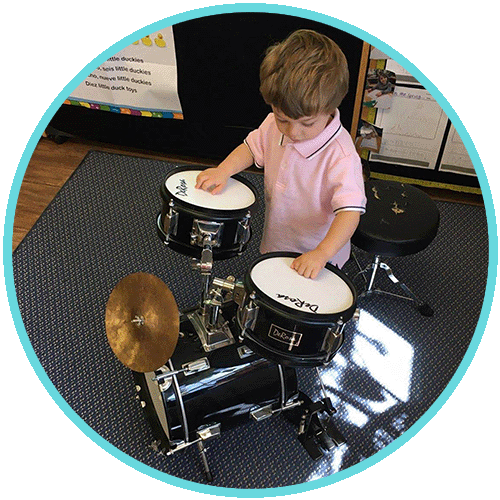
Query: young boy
196 29 366 279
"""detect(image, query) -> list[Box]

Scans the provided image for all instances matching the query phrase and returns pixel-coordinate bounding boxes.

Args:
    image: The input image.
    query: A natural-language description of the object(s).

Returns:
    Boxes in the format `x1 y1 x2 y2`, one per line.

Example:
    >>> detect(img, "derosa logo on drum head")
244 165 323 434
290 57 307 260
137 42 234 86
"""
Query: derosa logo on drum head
268 324 302 350
276 293 319 313
175 178 188 197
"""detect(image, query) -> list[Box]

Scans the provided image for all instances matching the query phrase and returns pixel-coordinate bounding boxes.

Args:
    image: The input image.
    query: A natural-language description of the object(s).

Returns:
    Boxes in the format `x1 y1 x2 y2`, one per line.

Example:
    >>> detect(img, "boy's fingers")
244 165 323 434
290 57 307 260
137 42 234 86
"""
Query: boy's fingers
210 184 222 195
291 259 319 279
196 177 211 191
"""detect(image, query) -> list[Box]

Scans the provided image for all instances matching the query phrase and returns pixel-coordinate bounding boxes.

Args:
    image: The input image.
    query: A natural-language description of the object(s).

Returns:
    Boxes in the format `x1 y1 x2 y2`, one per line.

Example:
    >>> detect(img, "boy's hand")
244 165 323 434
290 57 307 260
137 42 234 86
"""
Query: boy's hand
195 168 229 195
291 248 330 279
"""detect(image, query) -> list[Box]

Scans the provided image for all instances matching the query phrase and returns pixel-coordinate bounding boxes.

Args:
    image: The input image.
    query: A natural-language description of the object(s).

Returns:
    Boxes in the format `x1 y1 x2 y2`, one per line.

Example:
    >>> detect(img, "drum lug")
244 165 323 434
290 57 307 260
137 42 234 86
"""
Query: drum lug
232 282 246 306
163 201 178 240
182 357 210 375
321 320 345 353
153 358 210 382
353 308 361 322
156 365 173 392
191 220 223 247
197 422 221 441
237 345 254 359
235 211 252 249
250 404 274 422
240 297 259 333
332 319 345 338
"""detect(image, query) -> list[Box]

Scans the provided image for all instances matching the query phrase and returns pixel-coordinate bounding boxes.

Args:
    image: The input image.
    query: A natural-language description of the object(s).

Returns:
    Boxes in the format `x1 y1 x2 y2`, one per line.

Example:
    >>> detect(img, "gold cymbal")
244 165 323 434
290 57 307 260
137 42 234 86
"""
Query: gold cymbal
105 272 179 372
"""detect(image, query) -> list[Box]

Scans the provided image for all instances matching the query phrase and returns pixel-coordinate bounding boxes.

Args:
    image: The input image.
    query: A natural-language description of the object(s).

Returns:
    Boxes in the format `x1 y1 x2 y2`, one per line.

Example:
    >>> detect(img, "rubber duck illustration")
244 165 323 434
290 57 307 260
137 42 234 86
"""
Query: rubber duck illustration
154 33 166 47
141 35 152 46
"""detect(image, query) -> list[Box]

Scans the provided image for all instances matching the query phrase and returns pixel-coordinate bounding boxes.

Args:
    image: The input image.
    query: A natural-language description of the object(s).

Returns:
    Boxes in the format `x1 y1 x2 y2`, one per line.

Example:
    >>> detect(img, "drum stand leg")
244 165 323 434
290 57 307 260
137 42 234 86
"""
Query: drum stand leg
197 441 213 483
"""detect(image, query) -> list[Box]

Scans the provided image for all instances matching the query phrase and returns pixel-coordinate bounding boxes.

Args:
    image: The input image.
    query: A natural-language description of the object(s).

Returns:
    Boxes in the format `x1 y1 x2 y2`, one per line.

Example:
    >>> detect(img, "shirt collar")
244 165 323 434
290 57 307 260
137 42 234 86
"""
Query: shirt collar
280 109 343 159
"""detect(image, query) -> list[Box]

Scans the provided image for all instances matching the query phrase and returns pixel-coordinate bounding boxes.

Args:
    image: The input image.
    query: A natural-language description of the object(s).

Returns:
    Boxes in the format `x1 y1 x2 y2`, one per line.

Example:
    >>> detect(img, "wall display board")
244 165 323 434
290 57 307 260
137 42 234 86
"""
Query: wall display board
48 13 366 160
357 48 478 192
67 27 183 119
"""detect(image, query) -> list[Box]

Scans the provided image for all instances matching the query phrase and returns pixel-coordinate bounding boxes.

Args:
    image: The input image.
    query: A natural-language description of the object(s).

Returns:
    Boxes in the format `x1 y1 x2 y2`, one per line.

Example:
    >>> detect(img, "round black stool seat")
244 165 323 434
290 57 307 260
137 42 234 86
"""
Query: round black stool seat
352 179 440 257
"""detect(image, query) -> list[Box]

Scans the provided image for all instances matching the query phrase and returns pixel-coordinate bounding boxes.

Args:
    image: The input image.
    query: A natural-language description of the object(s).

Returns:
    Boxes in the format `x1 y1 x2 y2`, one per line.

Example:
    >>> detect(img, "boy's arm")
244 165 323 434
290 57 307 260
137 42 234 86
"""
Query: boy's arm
291 211 361 279
196 143 254 195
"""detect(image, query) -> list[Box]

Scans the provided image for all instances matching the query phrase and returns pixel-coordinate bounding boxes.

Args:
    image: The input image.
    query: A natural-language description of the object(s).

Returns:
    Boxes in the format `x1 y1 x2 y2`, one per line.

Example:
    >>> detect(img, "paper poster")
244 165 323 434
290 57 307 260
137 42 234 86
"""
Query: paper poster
439 124 476 176
385 59 420 85
363 68 396 110
66 27 183 118
355 120 383 153
370 86 449 169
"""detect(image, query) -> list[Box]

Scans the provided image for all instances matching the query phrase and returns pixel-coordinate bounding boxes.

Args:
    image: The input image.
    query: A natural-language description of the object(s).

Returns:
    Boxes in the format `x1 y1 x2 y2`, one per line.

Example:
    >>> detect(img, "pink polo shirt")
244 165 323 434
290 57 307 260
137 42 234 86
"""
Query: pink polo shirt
245 110 366 268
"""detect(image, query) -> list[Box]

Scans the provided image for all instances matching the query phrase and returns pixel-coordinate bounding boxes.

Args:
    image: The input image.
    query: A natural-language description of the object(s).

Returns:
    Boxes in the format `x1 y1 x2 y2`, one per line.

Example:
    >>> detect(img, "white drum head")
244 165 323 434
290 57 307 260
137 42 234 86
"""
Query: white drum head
165 169 256 210
250 256 354 315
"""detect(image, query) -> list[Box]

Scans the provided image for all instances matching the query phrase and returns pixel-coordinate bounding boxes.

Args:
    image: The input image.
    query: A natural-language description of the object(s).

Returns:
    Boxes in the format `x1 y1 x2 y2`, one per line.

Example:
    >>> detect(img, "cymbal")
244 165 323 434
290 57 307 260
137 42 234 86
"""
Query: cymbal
105 273 179 372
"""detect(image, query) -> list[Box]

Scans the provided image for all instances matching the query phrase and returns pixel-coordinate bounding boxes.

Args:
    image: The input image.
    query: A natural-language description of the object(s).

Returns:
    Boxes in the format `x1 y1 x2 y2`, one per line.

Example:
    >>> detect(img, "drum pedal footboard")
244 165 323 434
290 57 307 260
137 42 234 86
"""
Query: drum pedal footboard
289 392 346 460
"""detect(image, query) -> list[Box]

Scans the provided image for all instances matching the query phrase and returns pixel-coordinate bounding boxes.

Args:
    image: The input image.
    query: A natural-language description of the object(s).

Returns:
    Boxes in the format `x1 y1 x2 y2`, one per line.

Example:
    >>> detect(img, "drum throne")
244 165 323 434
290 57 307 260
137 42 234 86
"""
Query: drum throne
351 179 440 316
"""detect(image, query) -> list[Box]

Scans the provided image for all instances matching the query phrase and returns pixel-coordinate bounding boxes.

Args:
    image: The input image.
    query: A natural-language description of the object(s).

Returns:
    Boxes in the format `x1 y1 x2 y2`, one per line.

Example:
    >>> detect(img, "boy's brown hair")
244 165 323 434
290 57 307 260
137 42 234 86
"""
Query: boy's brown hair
259 29 349 119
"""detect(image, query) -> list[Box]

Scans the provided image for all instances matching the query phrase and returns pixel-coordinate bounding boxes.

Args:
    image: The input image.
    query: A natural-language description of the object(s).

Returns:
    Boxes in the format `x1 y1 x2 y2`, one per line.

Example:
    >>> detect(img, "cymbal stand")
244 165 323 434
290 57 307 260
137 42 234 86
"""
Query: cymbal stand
188 233 235 352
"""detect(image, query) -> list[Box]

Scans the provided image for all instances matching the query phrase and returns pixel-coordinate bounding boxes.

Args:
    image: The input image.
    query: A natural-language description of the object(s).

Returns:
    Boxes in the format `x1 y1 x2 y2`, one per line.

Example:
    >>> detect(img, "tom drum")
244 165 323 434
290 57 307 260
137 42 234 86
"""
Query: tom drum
238 252 357 367
158 166 258 260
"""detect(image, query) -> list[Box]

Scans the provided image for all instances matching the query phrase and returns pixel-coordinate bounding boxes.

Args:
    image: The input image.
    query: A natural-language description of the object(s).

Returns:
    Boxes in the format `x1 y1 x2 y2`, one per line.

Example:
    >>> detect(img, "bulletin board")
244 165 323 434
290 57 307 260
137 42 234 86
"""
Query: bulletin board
355 48 479 194
49 13 367 160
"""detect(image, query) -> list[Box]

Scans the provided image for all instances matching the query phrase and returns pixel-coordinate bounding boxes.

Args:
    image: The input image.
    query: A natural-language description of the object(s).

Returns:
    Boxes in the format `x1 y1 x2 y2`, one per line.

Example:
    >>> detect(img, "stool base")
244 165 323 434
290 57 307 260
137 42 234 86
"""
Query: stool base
353 253 434 317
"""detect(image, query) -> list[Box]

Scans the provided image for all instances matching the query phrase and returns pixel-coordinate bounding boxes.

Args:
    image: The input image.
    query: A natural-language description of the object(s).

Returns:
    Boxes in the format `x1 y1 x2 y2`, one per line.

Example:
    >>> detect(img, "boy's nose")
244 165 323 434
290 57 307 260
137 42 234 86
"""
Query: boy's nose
287 123 300 139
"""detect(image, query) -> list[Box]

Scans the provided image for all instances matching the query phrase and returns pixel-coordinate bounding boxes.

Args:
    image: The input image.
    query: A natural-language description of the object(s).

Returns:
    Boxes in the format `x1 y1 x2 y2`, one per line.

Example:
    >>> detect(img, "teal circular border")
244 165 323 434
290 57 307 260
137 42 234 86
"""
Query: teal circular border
3 3 496 497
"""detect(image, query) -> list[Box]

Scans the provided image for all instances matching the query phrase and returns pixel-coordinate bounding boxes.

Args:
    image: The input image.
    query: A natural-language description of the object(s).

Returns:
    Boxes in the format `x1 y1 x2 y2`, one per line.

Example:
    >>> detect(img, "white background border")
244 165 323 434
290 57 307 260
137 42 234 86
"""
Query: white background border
2 2 497 498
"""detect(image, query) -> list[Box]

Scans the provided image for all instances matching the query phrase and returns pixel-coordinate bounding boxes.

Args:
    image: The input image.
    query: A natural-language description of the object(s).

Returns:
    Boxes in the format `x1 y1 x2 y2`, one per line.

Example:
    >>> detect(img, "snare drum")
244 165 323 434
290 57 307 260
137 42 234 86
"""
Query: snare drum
158 166 258 260
238 252 357 367
133 317 297 453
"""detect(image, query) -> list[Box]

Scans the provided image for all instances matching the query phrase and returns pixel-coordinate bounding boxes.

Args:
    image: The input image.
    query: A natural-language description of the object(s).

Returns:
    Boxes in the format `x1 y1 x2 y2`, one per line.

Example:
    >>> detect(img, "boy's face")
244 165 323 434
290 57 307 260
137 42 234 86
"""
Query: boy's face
272 106 333 142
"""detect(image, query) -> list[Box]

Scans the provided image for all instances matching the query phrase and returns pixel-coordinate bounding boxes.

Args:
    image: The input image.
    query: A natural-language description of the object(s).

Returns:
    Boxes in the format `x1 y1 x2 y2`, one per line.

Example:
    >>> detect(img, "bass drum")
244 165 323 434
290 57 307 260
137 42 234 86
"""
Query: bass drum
133 314 298 453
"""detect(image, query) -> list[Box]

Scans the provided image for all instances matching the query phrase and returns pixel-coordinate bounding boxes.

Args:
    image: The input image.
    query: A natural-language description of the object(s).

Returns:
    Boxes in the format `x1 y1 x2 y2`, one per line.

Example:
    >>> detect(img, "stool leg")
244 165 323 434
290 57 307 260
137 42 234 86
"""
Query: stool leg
367 255 381 292
379 262 434 317
351 251 368 286
355 253 434 317
355 254 380 297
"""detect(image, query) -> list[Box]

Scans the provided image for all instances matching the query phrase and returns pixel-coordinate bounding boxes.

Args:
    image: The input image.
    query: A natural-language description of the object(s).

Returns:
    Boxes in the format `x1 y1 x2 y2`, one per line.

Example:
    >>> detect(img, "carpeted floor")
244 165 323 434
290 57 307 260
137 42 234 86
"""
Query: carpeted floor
12 151 488 488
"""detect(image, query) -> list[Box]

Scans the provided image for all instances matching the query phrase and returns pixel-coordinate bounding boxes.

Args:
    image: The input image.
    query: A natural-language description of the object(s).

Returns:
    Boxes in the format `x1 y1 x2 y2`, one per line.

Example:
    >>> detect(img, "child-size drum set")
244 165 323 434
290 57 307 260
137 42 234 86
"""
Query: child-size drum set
105 166 359 481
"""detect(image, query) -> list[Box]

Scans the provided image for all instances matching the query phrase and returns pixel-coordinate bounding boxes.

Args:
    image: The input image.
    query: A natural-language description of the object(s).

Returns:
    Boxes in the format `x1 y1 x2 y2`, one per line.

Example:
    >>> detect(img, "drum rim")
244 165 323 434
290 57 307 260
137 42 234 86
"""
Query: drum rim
244 251 358 323
161 165 259 216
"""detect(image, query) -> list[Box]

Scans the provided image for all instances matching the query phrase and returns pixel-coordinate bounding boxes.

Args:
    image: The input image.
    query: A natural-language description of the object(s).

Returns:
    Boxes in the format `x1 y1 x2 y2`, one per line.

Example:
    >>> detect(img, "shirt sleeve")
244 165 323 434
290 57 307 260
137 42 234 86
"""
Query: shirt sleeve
244 113 274 169
329 151 367 215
